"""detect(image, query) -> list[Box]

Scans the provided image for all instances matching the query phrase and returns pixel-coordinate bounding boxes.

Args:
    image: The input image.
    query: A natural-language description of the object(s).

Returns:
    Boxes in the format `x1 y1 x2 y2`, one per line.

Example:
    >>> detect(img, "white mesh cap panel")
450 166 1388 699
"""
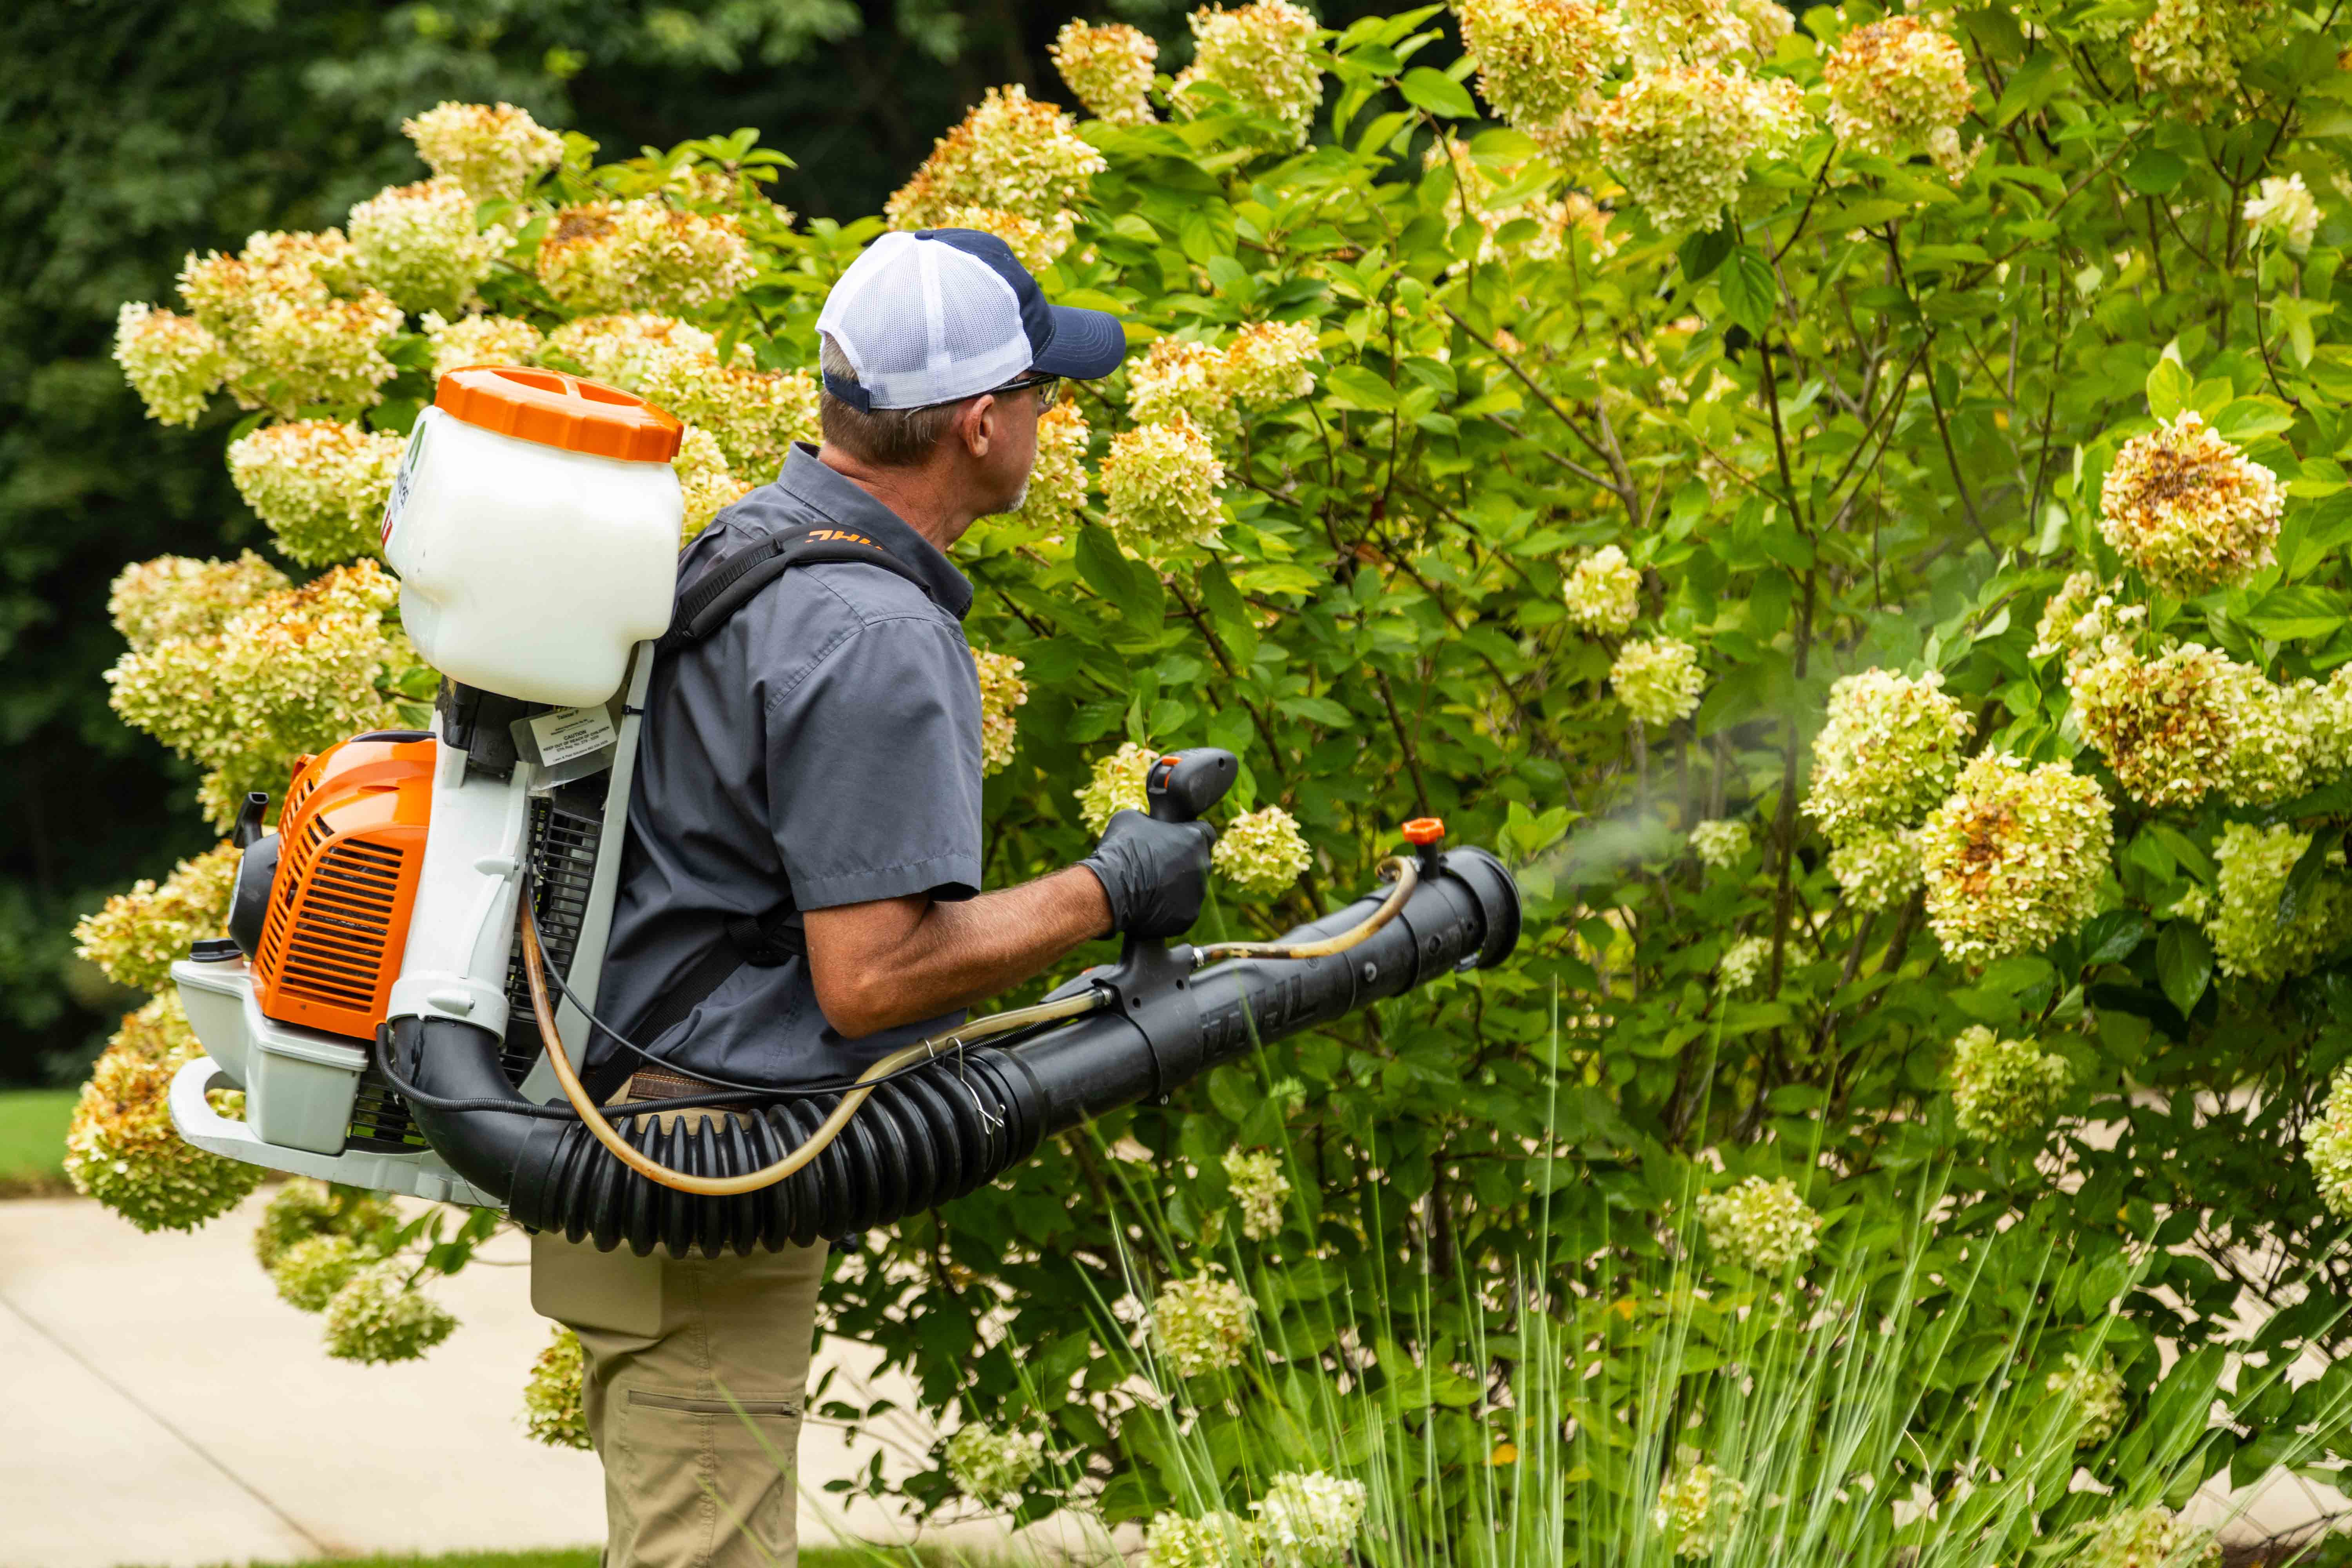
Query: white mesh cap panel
815 232 1036 409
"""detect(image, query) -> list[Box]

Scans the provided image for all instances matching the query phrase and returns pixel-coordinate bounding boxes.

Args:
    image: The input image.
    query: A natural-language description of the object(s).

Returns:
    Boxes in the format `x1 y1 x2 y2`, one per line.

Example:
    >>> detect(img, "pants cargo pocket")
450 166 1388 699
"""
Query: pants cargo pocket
612 1389 806 1568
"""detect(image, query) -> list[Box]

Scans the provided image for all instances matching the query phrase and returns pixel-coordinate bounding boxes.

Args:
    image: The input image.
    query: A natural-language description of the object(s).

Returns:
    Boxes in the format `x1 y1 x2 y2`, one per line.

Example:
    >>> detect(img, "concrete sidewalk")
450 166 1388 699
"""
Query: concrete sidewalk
0 1191 1017 1568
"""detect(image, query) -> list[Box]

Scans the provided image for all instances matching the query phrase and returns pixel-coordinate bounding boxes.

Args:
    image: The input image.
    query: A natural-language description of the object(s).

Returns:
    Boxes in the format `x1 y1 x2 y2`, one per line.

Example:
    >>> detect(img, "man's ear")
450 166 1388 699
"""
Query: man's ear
958 393 998 459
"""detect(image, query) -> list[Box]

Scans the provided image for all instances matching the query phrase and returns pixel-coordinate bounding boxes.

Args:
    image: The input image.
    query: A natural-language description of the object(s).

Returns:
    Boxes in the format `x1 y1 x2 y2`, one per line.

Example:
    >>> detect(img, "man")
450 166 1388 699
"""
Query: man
528 228 1217 1567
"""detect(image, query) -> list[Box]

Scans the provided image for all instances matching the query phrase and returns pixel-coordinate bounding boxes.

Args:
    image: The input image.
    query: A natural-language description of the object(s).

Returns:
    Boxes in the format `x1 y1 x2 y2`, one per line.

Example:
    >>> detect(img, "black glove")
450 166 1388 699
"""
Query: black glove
1082 808 1218 940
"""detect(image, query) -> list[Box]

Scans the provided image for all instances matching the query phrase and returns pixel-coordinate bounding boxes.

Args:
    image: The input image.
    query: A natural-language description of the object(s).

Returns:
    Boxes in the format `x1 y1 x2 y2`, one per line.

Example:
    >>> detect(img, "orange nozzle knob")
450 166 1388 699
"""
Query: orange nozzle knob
1403 817 1446 846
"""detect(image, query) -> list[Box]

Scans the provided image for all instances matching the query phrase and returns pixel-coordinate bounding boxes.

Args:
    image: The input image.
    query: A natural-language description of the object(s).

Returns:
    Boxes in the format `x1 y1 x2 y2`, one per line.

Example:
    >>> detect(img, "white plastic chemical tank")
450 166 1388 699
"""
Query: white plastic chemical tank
382 366 683 707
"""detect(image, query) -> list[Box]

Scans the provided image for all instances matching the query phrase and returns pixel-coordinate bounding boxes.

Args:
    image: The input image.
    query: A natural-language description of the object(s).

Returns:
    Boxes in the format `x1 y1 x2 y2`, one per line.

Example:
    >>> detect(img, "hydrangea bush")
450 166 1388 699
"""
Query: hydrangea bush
80 0 2352 1544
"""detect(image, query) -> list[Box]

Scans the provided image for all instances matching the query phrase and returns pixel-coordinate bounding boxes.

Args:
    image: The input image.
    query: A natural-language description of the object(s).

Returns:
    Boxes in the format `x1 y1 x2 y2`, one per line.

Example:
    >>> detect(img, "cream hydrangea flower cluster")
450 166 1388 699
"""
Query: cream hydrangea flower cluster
1696 1174 1822 1271
541 311 718 385
171 230 405 417
1597 67 1809 234
2301 1070 2352 1218
1224 321 1322 405
1076 741 1157 834
1454 0 1617 154
1052 20 1160 125
1255 1470 1369 1560
1152 1272 1254 1376
252 1177 393 1270
1822 17 1977 180
1214 805 1312 897
419 311 543 379
925 205 1079 272
973 648 1029 775
1804 670 1973 842
2098 412 2283 598
1611 636 1705 726
673 425 752 542
73 840 239 993
1564 544 1642 637
1718 933 1770 995
1946 1025 2072 1139
1918 755 2112 964
2045 1353 2126 1448
637 352 818 485
521 1325 593 1449
1129 337 1236 428
1172 0 1325 149
226 418 406 566
1222 1147 1291 1239
1013 400 1093 530
322 1263 459 1364
64 993 262 1233
944 1422 1047 1504
1142 1510 1261 1568
401 101 564 201
1653 1458 1748 1559
886 84 1107 231
2065 641 2239 807
1688 818 1749 869
536 200 755 315
113 303 229 426
1103 412 1227 556
2031 570 2132 661
347 178 504 316
2131 0 2265 121
2085 1505 2223 1568
1616 0 1752 67
1828 828 1923 913
2200 822 2352 980
108 551 288 653
273 1234 367 1312
2244 173 2321 254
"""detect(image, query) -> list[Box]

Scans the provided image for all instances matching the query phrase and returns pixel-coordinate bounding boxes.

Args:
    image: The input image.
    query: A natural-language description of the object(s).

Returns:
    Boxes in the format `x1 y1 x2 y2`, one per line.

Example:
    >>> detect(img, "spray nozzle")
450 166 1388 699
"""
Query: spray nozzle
1404 816 1446 878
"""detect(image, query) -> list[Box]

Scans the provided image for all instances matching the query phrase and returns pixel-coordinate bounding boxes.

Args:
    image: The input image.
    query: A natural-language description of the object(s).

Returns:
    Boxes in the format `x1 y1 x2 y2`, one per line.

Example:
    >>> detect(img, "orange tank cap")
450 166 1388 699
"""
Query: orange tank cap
1402 817 1446 845
434 365 683 464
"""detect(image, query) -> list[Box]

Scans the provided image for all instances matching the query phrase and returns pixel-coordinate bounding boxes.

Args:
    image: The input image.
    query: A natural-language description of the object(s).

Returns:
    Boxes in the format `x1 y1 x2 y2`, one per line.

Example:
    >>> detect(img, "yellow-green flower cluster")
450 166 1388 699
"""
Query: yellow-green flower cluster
1052 20 1160 125
1077 742 1158 834
2201 821 2352 980
2216 664 2317 807
109 551 288 653
522 1324 593 1449
1822 18 1976 180
1688 818 1749 869
2245 172 2321 254
673 425 751 543
171 230 405 416
944 1422 1046 1505
1946 1025 2071 1139
1597 67 1809 234
322 1263 459 1364
1222 1147 1290 1240
1151 1272 1254 1376
1128 336 1234 429
1718 933 1770 995
2099 412 2282 599
1805 670 1973 842
1102 412 1227 556
73 840 239 993
401 101 564 201
2302 1070 2352 1218
114 303 229 426
541 312 718 387
925 204 1078 272
536 200 755 315
1653 1458 1748 1559
2131 0 2264 121
1919 754 2112 965
2085 1506 2222 1568
106 560 412 829
1564 544 1642 637
1254 1471 1369 1561
272 1233 367 1312
1172 0 1325 149
973 648 1028 775
64 993 263 1233
2031 570 2128 662
347 178 502 316
1013 400 1091 530
1142 1510 1261 1568
886 84 1106 230
251 1177 393 1270
1696 1174 1820 1271
226 418 405 566
636 351 818 483
1611 636 1705 726
1828 828 1922 913
1214 805 1312 897
1454 0 1617 154
420 311 544 379
1224 320 1321 406
2066 642 2238 808
1617 0 1755 68
2045 1353 2126 1448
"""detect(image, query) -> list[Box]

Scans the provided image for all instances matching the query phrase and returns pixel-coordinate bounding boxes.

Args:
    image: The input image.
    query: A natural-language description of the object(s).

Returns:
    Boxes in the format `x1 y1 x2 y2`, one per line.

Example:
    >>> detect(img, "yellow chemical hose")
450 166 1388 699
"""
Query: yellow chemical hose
1190 855 1418 966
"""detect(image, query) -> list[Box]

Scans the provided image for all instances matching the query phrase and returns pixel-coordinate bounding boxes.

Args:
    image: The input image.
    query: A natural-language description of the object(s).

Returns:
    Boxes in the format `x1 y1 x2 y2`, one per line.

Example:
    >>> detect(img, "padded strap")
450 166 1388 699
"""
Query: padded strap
660 528 933 652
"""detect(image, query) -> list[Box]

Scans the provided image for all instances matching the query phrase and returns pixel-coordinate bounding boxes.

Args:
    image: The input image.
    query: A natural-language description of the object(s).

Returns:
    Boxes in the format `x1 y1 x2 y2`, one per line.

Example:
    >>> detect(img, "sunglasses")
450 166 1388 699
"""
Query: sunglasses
909 373 1060 412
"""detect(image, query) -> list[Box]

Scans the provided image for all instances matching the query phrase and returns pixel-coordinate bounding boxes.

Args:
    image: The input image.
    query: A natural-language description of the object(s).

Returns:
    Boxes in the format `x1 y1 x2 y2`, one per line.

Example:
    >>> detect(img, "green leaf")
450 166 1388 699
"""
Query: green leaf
2121 149 2187 194
1074 524 1164 632
2145 355 2191 420
2244 584 2346 641
2156 922 2214 1018
1716 245 1777 334
1398 67 1477 118
2211 396 2295 442
1678 226 1733 283
1324 365 1401 411
2277 828 2340 930
2078 910 2152 967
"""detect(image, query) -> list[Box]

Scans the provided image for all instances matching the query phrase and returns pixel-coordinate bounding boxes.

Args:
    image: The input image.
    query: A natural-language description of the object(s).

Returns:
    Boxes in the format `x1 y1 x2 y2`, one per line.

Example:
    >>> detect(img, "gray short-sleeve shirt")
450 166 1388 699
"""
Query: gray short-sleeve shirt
593 444 984 1087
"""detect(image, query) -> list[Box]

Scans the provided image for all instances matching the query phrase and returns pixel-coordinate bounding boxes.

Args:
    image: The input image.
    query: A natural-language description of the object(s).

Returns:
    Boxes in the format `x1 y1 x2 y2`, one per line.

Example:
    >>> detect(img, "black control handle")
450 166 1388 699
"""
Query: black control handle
232 791 270 849
1145 748 1238 824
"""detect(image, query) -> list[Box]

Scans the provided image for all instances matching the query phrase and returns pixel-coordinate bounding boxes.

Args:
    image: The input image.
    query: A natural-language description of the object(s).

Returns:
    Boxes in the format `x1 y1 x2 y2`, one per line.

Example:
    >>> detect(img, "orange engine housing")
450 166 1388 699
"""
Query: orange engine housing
252 735 435 1040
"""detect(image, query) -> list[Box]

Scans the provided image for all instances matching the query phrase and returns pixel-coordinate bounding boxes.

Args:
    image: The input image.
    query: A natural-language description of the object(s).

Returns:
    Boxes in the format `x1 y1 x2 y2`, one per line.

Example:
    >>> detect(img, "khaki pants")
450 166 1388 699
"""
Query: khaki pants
530 1138 828 1567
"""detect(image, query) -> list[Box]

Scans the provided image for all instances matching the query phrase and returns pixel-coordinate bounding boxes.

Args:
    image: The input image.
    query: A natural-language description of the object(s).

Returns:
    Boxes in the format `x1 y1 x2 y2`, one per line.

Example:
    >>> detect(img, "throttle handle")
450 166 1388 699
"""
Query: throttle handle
1144 747 1238 824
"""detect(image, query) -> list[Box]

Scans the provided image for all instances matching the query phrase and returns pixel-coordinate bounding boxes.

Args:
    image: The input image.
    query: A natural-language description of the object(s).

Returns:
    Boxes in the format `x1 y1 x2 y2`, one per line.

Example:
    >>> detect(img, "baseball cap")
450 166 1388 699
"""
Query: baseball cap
814 228 1128 412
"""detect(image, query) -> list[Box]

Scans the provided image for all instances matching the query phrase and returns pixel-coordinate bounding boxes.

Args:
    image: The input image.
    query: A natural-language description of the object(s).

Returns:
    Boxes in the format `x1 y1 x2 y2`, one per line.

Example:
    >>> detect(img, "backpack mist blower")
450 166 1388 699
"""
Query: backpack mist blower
165 367 1523 1258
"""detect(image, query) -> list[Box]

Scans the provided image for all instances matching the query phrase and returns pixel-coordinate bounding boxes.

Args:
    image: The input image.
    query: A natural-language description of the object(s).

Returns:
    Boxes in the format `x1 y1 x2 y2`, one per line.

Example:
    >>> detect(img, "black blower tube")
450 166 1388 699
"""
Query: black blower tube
402 847 1520 1258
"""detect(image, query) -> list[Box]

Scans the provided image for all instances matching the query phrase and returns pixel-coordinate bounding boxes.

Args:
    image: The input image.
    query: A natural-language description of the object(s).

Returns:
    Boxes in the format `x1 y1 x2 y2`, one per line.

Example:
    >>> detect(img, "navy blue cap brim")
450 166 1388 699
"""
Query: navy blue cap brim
1031 304 1128 380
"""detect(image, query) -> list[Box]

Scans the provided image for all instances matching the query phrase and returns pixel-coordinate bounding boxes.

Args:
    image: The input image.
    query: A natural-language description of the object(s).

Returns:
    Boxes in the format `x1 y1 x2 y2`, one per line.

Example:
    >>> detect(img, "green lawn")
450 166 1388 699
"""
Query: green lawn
0 1087 75 1191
